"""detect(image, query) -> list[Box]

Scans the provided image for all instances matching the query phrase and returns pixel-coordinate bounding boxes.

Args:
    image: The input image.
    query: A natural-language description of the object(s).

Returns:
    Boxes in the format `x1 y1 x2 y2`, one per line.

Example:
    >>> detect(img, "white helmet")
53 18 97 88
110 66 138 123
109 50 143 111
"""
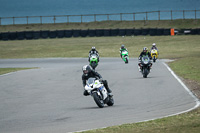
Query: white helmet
152 43 156 46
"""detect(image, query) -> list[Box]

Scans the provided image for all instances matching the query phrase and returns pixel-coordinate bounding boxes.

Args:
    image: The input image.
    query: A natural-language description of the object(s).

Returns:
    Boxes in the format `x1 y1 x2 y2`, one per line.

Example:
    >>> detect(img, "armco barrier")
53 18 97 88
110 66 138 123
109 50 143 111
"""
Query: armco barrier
49 31 57 38
57 30 65 38
119 29 126 36
25 31 33 40
1 32 9 40
110 29 119 36
73 30 80 37
149 28 157 36
125 29 134 36
141 29 149 35
104 29 110 36
9 32 17 40
96 29 104 37
41 31 49 39
88 29 96 37
80 30 88 37
1 28 199 41
65 30 73 37
134 29 142 36
163 29 171 35
156 29 164 36
33 31 41 39
17 32 25 40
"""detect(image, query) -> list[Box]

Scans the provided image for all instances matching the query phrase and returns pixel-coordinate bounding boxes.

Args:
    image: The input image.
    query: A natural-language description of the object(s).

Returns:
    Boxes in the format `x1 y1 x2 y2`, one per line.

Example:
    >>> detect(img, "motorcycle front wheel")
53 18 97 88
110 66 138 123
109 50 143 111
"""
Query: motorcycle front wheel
107 96 114 106
93 92 104 108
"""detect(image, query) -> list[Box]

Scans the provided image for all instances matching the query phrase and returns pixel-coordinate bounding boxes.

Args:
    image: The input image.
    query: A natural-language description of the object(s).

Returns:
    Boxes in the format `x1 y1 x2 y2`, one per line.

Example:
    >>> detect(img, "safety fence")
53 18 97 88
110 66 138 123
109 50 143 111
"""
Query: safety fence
0 9 200 25
0 28 199 41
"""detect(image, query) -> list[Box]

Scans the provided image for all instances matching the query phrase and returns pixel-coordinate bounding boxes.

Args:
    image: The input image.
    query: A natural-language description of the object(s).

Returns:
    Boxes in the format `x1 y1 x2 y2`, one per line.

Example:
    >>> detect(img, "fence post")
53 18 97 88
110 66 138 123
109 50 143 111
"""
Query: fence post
40 16 42 24
133 13 135 22
94 14 96 22
107 14 109 21
0 18 1 25
81 15 82 23
26 16 28 24
13 17 15 25
183 10 185 19
195 9 197 20
120 13 122 21
53 16 56 24
146 12 148 21
67 16 69 23
171 10 173 21
158 11 160 21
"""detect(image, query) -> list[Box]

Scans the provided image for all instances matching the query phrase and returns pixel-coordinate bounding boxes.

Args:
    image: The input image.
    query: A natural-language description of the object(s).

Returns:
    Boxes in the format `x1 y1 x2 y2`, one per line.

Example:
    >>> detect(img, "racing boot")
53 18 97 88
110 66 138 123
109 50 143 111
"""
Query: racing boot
83 90 89 96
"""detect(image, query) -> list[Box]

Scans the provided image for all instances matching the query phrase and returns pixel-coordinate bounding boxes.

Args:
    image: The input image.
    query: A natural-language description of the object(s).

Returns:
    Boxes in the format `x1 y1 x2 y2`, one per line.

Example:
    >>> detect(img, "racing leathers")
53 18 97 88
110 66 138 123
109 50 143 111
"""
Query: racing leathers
82 69 112 96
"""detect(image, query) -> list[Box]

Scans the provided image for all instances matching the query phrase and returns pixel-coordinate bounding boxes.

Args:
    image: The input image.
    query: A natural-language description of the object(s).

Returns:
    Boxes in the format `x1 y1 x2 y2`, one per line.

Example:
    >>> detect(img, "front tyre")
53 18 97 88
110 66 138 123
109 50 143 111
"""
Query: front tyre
143 68 148 78
93 92 104 108
107 96 114 106
153 56 156 62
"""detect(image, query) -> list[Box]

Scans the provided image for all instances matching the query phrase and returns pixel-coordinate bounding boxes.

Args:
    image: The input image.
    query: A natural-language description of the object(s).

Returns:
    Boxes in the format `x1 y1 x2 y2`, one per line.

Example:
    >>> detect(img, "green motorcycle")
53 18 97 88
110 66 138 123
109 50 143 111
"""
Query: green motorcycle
89 54 99 70
121 50 129 64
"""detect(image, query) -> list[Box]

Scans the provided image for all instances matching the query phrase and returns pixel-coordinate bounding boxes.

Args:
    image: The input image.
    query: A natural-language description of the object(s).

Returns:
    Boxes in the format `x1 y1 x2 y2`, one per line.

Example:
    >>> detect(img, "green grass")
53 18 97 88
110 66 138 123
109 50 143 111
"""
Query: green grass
0 19 200 32
169 57 200 82
0 35 200 59
0 68 35 75
81 108 200 133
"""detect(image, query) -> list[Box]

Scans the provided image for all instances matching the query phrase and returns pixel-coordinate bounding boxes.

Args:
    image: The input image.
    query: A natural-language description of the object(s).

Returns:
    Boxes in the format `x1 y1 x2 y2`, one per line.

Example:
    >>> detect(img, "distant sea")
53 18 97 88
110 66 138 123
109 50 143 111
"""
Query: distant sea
0 0 200 25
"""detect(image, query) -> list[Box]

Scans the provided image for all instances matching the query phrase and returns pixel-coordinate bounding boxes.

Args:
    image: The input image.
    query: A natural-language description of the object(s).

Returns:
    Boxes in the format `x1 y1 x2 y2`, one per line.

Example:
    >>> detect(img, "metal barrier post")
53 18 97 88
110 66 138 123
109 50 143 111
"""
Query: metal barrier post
26 16 28 24
146 12 148 21
94 14 96 22
171 10 173 21
195 9 197 20
183 10 185 19
0 18 1 25
120 13 122 21
54 16 56 24
13 17 15 25
133 13 135 22
67 15 69 23
107 14 109 21
158 11 160 21
40 16 42 24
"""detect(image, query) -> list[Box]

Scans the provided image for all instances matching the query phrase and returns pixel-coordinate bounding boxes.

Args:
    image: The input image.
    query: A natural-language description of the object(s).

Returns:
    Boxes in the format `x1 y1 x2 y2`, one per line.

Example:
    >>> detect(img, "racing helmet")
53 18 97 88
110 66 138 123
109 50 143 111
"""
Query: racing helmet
143 47 148 52
152 43 156 46
121 44 125 49
82 65 92 76
91 47 96 51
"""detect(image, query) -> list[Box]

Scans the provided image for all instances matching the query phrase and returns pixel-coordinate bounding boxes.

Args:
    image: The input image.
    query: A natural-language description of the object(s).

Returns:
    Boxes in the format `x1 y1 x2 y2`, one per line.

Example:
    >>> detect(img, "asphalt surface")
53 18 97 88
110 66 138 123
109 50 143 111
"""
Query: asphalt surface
0 58 199 133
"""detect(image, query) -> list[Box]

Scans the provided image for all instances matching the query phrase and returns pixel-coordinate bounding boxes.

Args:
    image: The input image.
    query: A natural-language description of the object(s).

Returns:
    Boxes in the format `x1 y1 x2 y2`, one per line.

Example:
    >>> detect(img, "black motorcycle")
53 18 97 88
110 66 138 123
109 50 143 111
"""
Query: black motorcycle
138 56 152 78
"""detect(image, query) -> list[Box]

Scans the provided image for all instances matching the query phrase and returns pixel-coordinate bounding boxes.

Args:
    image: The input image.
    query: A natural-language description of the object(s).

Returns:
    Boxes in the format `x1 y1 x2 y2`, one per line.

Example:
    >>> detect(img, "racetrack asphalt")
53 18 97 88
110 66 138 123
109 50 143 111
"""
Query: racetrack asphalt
0 58 199 133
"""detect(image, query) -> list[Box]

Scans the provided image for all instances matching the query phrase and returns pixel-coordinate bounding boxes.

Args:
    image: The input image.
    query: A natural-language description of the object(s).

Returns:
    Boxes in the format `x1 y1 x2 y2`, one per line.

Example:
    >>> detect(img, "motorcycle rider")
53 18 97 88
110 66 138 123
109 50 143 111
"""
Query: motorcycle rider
88 47 99 62
119 44 128 58
151 43 158 51
82 65 112 96
138 47 152 71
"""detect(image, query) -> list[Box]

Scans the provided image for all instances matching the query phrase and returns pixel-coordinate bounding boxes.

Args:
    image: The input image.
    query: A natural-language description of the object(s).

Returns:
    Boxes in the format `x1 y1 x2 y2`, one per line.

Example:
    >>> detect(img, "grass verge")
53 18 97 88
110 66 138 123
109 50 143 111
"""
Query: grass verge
0 68 36 75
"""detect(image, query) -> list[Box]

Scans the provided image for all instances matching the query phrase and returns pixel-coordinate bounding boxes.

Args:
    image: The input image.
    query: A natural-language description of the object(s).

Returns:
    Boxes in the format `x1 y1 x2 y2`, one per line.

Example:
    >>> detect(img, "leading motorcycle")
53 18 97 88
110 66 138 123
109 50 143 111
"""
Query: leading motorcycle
84 78 114 108
138 56 152 78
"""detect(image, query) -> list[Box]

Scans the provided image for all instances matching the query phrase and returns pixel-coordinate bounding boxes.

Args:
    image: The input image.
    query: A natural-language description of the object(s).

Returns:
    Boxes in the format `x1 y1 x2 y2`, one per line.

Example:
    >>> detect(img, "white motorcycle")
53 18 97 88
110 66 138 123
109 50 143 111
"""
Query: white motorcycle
85 78 114 108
